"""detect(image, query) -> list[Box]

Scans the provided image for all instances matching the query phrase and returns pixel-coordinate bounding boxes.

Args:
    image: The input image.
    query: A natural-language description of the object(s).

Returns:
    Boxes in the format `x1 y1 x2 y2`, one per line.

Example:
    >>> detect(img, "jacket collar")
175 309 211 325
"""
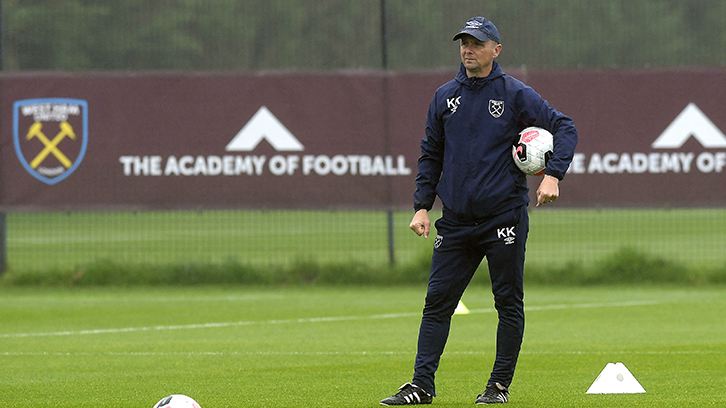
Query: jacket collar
455 60 504 89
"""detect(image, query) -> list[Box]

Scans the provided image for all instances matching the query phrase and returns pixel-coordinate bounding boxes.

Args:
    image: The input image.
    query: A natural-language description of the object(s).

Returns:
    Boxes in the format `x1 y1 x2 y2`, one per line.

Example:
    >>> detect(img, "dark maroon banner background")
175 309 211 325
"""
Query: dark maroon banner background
2 68 725 210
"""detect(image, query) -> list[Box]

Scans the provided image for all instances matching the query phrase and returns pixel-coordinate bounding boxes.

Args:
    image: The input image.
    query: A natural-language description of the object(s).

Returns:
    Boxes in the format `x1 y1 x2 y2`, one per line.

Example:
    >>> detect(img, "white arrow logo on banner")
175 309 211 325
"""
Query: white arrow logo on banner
226 106 304 152
651 103 726 149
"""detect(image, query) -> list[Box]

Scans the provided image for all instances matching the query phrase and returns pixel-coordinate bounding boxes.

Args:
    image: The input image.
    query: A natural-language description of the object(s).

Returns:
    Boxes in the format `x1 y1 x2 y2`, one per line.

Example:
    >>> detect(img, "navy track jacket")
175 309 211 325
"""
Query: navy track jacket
413 61 578 222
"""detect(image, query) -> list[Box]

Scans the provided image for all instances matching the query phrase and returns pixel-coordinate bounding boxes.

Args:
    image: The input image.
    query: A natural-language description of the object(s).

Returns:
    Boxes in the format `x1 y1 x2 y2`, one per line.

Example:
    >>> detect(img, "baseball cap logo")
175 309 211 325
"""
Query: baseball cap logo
465 20 483 29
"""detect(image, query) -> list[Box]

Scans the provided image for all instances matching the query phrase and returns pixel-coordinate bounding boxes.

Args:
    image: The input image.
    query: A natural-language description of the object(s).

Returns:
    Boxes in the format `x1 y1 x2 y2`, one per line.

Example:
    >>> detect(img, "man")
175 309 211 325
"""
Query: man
380 17 578 405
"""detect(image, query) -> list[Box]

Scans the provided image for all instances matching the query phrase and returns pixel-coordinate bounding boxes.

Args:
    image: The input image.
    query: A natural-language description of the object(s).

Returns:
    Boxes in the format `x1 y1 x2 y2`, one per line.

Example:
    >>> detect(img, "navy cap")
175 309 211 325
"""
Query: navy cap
453 17 500 43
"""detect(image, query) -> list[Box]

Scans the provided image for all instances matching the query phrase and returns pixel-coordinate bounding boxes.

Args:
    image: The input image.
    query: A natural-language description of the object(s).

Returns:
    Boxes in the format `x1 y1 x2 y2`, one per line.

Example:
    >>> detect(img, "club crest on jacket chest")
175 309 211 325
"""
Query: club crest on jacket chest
489 100 504 118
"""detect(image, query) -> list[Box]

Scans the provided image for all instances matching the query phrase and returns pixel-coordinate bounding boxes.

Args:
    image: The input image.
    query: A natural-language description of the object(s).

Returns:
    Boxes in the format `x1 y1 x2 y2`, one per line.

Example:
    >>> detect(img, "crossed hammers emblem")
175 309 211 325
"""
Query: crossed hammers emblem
25 121 76 169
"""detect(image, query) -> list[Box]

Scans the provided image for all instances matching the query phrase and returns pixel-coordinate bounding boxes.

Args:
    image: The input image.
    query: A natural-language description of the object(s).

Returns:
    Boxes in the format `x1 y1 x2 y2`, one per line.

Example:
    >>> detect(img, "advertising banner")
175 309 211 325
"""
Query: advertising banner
1 72 439 209
1 69 725 209
531 69 726 207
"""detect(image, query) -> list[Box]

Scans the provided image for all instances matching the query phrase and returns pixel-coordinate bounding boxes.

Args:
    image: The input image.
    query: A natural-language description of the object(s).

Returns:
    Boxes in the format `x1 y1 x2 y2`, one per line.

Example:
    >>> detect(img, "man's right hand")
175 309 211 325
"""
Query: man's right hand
409 209 431 238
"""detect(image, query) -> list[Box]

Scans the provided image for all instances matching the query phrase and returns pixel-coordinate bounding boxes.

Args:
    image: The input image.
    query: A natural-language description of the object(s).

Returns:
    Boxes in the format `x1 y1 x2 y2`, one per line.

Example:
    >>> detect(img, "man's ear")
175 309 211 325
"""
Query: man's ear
493 43 502 57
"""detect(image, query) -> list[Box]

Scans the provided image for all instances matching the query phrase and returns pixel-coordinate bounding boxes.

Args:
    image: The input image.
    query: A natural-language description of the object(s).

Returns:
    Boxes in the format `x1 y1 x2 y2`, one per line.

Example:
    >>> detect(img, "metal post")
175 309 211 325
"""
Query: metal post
380 0 388 70
380 0 396 266
0 0 4 71
0 1 6 273
386 210 395 266
0 213 6 274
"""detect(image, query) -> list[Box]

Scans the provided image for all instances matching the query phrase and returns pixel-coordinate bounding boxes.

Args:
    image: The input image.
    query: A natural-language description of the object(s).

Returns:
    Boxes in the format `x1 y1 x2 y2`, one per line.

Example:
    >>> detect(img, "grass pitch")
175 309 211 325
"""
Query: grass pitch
1 285 725 407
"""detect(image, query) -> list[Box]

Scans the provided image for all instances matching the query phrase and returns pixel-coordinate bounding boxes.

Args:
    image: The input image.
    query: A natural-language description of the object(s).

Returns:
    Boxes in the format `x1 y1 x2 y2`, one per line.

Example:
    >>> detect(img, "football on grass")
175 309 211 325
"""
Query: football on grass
512 126 553 176
153 395 201 408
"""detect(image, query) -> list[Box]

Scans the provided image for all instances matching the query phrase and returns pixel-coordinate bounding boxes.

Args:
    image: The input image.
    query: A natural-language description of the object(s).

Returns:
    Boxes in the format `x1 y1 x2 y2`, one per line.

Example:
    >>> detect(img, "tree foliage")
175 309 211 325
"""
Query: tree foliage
2 0 726 71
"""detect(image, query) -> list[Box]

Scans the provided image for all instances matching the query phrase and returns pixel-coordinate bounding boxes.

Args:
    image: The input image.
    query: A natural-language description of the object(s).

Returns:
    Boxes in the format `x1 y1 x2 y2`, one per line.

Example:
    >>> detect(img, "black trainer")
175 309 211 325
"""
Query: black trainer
380 383 433 405
475 382 509 404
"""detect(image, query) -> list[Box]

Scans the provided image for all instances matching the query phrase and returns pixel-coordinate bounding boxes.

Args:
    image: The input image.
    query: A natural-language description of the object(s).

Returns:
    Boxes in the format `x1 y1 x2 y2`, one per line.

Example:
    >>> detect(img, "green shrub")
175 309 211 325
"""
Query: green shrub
1 247 724 287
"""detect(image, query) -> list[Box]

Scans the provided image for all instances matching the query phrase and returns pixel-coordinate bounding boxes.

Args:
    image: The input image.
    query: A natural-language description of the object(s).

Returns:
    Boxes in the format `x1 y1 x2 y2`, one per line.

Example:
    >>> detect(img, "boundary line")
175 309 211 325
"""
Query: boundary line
4 349 722 357
1 299 660 339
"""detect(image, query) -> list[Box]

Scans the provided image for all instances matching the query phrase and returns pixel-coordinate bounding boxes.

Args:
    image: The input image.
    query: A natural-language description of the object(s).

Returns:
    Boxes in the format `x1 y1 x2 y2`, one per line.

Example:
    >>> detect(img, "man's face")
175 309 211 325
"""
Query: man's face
459 34 502 78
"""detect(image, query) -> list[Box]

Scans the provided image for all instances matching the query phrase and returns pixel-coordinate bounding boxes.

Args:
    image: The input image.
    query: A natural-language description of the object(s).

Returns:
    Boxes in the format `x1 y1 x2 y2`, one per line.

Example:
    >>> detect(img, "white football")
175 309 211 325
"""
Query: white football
153 394 201 408
512 126 554 176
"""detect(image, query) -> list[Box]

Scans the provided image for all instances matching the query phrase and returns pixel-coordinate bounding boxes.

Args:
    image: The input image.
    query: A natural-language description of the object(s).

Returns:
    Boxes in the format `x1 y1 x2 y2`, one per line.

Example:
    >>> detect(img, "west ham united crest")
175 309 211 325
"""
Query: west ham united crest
13 98 88 185
489 99 504 118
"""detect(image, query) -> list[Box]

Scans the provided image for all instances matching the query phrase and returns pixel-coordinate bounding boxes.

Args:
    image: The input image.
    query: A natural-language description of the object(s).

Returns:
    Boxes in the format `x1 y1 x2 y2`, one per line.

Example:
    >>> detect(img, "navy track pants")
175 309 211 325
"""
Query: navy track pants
411 205 528 396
